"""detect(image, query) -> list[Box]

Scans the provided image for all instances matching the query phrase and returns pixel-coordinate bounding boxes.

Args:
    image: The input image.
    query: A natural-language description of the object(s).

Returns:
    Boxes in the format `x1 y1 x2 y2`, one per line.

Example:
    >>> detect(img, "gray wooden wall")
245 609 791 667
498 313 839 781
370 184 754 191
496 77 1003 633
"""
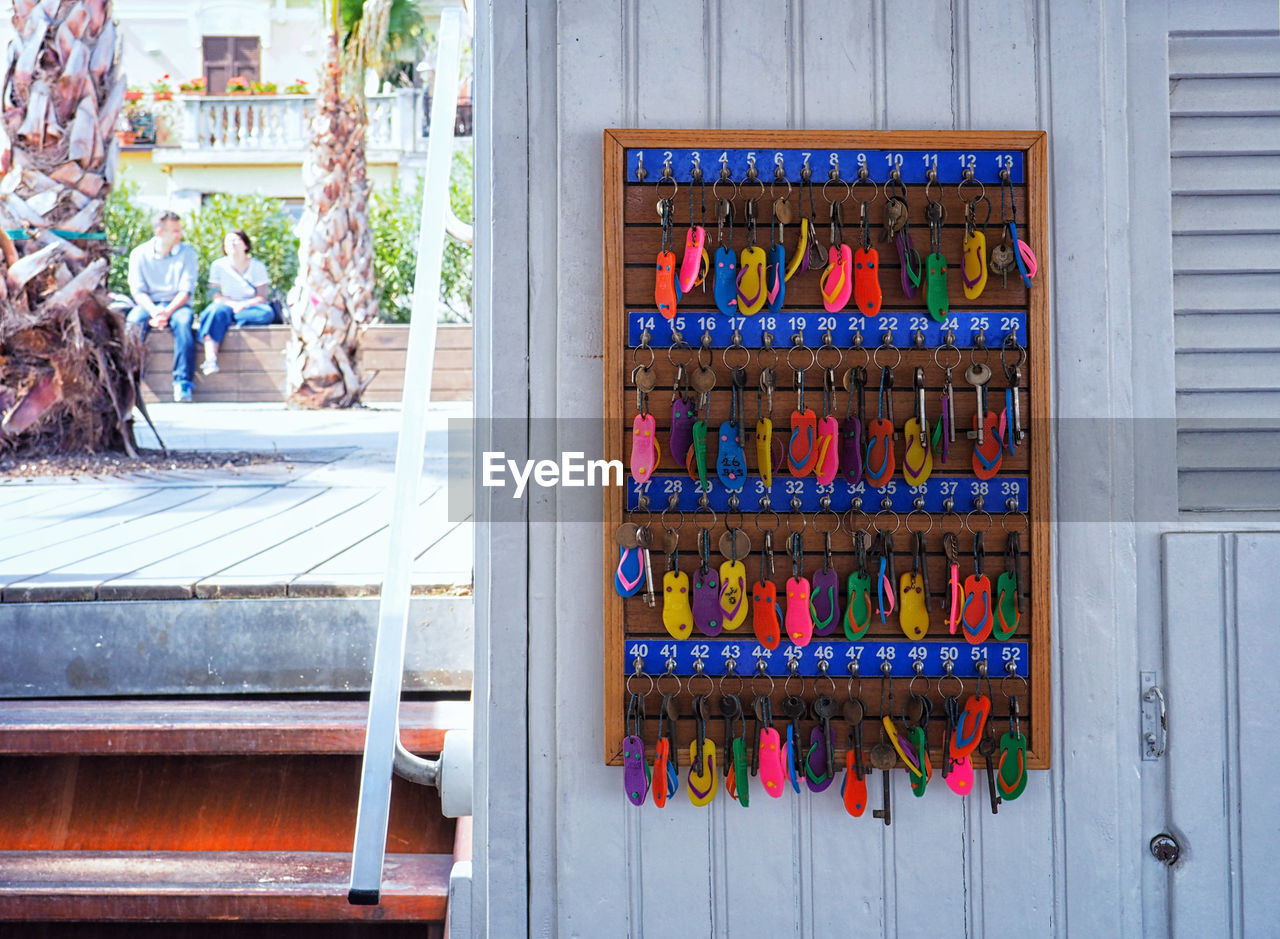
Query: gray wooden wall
471 0 1280 934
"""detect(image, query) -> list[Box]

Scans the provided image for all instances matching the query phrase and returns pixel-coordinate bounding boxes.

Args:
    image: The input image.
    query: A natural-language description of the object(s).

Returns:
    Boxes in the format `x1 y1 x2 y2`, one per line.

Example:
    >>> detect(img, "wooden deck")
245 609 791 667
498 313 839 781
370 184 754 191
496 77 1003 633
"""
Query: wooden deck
139 323 473 403
0 448 472 601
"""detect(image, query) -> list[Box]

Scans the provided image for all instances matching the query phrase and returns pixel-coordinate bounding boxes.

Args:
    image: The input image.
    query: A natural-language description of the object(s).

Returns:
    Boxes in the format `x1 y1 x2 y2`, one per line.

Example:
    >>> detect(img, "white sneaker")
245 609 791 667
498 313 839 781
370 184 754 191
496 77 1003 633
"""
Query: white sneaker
173 381 193 403
201 358 220 375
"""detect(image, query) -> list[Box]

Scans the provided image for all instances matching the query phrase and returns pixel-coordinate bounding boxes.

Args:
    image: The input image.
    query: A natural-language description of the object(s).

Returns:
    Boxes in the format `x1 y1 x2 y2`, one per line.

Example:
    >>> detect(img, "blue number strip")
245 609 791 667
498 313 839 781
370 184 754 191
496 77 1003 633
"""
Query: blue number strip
629 310 1026 349
629 475 1028 514
625 639 1029 679
628 148 1024 186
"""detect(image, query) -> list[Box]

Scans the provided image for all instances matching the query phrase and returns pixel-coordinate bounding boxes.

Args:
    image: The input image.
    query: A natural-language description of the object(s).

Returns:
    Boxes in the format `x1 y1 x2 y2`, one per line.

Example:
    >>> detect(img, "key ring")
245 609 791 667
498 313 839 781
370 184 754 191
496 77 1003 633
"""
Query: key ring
934 337 963 372
722 337 750 371
657 661 681 698
1001 334 1027 378
688 661 715 698
740 174 766 204
821 173 852 205
711 175 738 203
816 332 843 371
851 170 880 208
783 658 802 697
957 171 986 205
905 507 934 536
817 660 838 697
872 337 902 371
666 332 693 369
937 668 965 700
1001 505 1028 533
1001 667 1029 700
873 506 901 537
964 506 994 536
626 667 655 698
751 659 776 699
718 657 745 698
786 337 816 373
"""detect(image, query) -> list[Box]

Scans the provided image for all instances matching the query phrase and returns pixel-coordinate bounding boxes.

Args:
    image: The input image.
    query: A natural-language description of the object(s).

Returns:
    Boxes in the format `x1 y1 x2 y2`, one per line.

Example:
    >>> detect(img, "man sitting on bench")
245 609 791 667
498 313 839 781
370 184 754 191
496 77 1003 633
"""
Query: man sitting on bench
126 210 199 402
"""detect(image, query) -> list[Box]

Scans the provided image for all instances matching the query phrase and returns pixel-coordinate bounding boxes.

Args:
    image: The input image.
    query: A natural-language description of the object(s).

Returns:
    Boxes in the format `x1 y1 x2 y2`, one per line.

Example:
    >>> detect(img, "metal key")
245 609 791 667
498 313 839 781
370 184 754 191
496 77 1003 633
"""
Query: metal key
843 700 866 780
782 694 808 781
813 695 837 778
869 742 896 825
964 363 992 445
636 525 656 607
979 732 1001 814
990 241 1017 288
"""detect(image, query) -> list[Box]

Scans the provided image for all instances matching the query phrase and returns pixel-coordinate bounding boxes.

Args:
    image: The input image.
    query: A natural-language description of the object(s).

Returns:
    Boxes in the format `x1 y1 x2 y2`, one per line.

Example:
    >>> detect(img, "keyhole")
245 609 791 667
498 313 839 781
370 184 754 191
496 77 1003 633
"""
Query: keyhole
1149 833 1181 866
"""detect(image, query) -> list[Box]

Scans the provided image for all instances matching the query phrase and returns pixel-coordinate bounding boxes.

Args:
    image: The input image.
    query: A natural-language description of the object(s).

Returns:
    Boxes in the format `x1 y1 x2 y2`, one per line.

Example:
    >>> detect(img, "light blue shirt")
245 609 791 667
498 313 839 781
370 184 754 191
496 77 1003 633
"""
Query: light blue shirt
128 237 198 306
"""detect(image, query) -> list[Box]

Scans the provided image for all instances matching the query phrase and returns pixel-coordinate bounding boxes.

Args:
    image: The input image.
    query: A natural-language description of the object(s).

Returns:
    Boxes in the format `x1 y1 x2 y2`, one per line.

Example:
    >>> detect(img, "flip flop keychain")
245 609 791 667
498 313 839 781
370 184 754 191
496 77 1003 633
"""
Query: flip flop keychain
883 170 923 298
819 170 853 313
787 338 819 477
994 529 1022 641
841 697 869 817
994 166 1037 291
755 338 785 486
966 352 1004 480
754 693 786 799
942 531 964 636
622 687 651 806
653 170 681 319
923 169 949 322
686 344 717 494
751 504 781 649
766 173 792 313
961 525 994 644
660 516 694 640
951 665 992 761
898 528 931 640
959 171 991 300
737 174 768 315
629 351 660 485
939 685 975 796
797 156 828 277
933 337 961 465
1002 334 1027 456
711 167 739 316
784 523 814 647
841 346 867 485
716 344 748 492
870 528 897 626
902 366 933 486
717 523 749 633
851 168 882 316
843 528 874 641
805 694 838 793
692 516 723 637
669 344 697 472
687 693 718 806
814 340 842 485
863 348 898 488
997 688 1029 801
652 689 681 807
719 693 750 809
809 506 841 637
613 516 646 598
677 160 709 294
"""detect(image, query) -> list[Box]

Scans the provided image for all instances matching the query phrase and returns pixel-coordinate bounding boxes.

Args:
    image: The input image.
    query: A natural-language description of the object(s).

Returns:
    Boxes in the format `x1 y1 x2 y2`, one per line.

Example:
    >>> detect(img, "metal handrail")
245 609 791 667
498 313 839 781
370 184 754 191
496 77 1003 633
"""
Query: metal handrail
347 6 465 906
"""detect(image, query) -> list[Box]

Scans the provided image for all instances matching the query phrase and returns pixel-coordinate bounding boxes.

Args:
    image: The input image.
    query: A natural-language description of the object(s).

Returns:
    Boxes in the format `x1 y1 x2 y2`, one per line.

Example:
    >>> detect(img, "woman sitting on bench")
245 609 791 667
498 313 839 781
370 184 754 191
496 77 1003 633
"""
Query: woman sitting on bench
197 229 275 375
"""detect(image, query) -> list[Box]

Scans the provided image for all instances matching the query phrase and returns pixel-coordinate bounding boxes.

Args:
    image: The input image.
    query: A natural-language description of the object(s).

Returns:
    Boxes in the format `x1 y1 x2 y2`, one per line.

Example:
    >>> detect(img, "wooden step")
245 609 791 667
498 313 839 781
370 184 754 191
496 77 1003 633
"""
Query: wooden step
0 850 450 922
0 698 471 755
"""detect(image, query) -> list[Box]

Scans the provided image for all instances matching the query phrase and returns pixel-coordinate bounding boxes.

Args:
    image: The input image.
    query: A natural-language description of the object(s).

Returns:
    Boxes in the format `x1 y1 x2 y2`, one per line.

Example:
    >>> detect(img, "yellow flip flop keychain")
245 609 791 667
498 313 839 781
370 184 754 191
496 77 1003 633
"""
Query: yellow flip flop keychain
898 531 931 640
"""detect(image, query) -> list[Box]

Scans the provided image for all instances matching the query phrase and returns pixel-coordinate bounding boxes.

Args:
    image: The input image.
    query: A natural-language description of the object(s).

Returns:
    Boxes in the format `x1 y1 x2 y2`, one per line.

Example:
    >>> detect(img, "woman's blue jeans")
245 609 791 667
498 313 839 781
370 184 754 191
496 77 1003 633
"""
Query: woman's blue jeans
197 302 275 345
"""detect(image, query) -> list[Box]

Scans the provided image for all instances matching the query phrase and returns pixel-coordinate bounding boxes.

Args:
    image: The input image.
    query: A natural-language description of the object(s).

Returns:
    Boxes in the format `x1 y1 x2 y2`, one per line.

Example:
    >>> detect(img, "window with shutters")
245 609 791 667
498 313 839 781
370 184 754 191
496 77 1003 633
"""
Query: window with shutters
202 36 261 94
1169 32 1280 512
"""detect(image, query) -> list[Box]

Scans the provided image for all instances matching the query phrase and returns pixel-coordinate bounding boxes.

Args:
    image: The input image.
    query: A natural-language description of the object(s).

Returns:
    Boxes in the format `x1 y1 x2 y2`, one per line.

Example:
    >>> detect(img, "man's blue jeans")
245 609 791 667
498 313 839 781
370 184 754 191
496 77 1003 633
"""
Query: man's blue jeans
127 304 195 383
197 301 275 345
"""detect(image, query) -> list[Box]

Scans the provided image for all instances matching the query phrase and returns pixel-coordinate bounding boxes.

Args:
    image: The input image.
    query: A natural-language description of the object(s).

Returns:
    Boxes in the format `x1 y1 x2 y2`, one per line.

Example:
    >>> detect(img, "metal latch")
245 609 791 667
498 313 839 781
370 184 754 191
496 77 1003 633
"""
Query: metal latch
1141 670 1166 760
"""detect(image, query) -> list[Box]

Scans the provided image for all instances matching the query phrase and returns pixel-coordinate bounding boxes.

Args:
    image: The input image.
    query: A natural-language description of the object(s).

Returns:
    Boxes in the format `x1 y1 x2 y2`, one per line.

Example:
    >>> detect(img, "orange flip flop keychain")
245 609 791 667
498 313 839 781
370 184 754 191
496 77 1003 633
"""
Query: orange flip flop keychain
961 528 994 644
863 361 897 488
851 175 882 316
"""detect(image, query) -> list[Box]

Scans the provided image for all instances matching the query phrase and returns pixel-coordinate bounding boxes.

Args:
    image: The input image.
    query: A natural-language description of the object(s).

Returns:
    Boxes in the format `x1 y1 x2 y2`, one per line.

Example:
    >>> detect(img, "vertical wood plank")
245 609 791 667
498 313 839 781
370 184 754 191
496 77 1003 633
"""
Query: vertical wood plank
556 2 630 936
635 0 710 127
883 0 956 129
715 0 791 126
1163 532 1231 936
807 783 888 935
976 774 1057 933
797 0 878 128
967 0 1039 128
1231 533 1280 933
721 792 801 937
892 787 969 935
636 799 715 936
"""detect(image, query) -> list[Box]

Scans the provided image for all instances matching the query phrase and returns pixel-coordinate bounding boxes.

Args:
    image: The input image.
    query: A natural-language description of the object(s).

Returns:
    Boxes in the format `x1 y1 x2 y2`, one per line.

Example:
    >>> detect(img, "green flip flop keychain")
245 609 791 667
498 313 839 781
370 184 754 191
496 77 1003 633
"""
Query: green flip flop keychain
994 531 1021 640
924 176 949 322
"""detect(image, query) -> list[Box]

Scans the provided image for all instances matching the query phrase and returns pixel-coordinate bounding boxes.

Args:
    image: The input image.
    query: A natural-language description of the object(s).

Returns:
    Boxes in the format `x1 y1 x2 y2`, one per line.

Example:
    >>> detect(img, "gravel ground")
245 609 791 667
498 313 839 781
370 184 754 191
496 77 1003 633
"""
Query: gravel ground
0 449 286 478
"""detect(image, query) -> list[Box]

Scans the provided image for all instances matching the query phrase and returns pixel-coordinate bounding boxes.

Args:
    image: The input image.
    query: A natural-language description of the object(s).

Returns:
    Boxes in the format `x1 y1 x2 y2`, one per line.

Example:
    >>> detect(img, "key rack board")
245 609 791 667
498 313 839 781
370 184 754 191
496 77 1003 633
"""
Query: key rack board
602 130 1051 775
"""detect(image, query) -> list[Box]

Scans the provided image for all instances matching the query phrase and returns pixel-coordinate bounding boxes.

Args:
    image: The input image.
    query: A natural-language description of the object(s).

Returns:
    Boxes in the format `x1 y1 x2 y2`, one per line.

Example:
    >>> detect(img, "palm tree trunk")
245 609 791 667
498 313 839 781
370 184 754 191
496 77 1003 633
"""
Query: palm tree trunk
285 32 377 408
0 0 140 454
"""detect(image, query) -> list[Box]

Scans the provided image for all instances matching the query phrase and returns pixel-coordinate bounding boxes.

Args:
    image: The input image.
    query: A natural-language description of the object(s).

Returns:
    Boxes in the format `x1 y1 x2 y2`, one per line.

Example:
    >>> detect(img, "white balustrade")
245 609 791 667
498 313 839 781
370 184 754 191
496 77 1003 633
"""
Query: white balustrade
178 90 426 155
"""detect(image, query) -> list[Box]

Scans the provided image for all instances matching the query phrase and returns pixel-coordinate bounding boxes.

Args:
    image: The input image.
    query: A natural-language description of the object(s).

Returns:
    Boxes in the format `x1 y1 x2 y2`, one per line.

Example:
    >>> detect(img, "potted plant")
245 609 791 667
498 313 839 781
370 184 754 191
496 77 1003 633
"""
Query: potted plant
124 85 144 102
225 75 251 95
283 78 308 95
151 74 173 101
250 79 278 95
179 76 205 94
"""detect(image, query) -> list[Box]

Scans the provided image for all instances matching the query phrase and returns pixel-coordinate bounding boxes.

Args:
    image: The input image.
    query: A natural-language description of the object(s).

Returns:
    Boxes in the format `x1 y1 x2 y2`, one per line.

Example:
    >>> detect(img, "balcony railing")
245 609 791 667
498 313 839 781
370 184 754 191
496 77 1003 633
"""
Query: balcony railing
179 89 429 154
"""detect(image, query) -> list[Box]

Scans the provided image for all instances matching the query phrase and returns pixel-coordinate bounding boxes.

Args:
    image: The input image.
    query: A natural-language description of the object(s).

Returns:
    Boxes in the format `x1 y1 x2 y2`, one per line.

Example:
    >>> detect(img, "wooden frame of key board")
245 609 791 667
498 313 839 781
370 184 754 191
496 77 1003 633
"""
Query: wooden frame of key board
601 129 1051 770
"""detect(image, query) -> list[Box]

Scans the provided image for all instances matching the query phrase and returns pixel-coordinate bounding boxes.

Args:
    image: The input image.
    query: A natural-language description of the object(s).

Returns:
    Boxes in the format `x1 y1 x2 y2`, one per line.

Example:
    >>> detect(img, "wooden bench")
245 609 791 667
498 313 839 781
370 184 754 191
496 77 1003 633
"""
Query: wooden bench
0 697 471 926
140 323 473 403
